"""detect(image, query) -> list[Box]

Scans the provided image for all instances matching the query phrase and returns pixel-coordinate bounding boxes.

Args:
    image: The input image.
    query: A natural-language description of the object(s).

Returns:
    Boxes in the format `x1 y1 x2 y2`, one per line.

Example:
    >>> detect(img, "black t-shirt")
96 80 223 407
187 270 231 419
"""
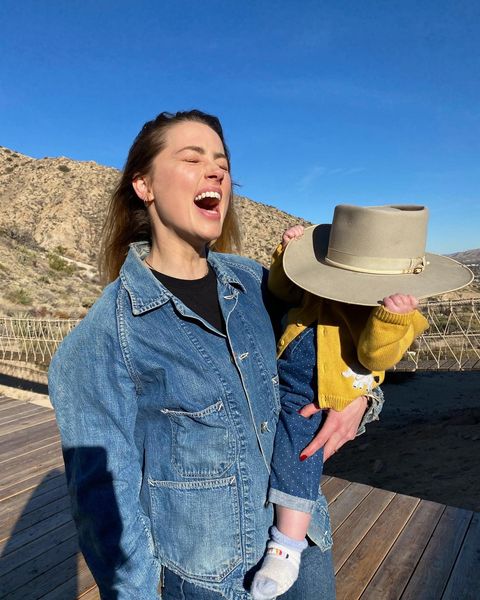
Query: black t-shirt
150 264 225 334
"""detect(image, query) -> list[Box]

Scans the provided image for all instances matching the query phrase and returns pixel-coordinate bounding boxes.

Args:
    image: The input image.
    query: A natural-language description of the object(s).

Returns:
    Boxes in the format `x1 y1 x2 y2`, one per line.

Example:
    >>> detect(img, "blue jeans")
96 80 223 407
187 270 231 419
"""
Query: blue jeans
269 327 324 513
162 543 335 598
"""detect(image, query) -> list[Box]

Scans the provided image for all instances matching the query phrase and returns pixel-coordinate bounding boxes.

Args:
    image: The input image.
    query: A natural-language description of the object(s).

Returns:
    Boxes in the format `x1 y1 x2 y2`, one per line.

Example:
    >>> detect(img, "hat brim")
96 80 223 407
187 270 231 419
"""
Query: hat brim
283 225 474 306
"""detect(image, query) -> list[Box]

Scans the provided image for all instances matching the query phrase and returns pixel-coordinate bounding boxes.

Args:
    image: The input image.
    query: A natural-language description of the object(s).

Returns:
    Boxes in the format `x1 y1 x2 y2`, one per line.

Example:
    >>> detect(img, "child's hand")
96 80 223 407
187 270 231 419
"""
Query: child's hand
382 294 419 314
282 225 304 249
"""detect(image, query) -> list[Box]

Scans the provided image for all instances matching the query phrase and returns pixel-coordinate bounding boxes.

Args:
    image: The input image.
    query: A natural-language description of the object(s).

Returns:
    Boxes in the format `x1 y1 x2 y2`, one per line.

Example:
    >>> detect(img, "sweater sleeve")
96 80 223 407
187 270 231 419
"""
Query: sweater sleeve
268 243 303 305
357 305 429 372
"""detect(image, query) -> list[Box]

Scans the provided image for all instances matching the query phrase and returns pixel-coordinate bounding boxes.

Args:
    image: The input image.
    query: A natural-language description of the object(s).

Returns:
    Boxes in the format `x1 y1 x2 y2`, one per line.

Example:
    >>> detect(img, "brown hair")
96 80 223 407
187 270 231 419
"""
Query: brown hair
99 110 241 284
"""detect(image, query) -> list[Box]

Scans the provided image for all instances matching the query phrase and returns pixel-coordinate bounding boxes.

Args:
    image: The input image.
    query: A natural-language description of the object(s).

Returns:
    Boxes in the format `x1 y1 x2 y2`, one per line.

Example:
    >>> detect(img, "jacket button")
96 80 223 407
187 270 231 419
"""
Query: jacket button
280 339 285 346
260 421 269 433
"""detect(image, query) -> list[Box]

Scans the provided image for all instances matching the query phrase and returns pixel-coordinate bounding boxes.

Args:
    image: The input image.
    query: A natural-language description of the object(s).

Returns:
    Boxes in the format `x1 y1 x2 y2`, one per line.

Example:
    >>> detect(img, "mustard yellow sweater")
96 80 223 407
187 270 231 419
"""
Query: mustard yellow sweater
269 244 429 411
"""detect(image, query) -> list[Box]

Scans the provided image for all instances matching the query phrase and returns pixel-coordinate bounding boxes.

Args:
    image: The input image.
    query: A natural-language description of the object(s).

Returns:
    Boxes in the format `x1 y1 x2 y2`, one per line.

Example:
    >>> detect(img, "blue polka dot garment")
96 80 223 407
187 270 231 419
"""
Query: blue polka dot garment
269 326 326 512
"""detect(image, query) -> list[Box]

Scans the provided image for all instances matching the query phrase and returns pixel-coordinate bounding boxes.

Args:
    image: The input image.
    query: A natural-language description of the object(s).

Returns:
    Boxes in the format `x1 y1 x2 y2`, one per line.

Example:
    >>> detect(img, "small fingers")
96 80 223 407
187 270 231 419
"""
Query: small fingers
283 225 305 246
383 293 419 314
298 402 322 418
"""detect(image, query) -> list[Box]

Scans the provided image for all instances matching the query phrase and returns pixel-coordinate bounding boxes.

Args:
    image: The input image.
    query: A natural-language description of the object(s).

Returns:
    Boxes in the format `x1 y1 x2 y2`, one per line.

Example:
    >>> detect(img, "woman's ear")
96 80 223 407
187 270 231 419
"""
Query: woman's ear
132 175 151 203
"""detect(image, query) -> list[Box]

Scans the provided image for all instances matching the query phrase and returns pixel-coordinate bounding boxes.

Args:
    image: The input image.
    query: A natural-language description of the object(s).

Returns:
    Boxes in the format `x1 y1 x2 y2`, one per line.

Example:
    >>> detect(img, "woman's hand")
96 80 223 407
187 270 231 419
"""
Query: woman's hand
299 395 368 462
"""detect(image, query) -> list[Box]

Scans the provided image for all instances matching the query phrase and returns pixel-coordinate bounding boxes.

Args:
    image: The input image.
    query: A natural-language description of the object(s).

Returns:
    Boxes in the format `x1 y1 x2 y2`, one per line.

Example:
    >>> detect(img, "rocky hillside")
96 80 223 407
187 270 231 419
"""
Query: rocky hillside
0 146 310 317
0 146 478 317
449 249 480 264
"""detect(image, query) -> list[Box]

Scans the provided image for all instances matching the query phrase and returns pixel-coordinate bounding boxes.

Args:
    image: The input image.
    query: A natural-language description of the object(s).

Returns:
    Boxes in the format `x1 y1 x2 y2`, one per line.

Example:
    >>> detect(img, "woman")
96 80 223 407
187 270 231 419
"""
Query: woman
49 110 370 599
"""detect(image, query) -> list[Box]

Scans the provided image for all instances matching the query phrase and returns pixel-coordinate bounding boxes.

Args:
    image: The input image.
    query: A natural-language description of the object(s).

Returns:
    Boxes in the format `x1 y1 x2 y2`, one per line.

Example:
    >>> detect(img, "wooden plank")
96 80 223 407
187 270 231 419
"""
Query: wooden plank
0 418 59 457
0 494 71 543
362 499 444 599
330 483 373 534
0 403 45 423
437 359 459 371
401 506 472 600
0 506 73 555
415 359 440 371
0 441 63 490
79 587 101 600
333 487 396 572
442 512 480 600
448 362 463 372
459 358 480 370
323 477 352 505
0 478 68 524
44 555 98 600
2 544 81 599
336 494 420 600
0 466 65 502
0 421 60 455
1 439 62 476
0 410 55 437
0 521 77 577
0 430 60 464
0 398 25 411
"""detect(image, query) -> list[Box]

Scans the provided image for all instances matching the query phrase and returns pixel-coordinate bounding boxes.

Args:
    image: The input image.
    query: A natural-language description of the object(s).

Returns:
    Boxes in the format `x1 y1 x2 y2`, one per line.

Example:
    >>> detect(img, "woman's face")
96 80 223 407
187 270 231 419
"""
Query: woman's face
135 120 232 251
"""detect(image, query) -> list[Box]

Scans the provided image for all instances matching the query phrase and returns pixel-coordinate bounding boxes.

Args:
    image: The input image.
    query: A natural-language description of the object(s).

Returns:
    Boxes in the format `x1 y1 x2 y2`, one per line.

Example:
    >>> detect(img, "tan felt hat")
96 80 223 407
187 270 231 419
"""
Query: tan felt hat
283 204 474 306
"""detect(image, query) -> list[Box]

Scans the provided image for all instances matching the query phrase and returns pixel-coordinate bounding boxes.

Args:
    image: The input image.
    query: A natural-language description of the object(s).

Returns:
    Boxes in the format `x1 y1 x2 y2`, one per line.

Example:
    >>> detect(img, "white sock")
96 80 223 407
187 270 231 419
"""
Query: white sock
251 526 308 600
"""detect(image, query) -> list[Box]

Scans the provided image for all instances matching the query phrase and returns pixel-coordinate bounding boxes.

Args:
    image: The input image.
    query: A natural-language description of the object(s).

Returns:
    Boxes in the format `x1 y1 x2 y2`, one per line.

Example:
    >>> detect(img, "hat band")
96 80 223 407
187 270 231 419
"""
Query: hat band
325 249 427 275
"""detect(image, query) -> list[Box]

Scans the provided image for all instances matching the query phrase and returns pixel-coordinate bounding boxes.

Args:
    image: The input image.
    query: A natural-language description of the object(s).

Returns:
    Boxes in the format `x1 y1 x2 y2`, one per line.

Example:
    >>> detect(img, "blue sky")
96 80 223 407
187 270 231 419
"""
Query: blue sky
1 0 479 253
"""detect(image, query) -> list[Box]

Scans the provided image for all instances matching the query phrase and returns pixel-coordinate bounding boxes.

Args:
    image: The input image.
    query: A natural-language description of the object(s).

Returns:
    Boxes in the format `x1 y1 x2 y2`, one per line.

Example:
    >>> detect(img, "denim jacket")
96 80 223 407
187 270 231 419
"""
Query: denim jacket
49 243 333 600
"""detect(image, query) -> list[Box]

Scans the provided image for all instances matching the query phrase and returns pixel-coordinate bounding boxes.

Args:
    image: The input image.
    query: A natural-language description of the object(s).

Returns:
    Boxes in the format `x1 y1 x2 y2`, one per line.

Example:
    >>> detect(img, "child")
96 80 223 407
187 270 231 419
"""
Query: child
251 203 470 600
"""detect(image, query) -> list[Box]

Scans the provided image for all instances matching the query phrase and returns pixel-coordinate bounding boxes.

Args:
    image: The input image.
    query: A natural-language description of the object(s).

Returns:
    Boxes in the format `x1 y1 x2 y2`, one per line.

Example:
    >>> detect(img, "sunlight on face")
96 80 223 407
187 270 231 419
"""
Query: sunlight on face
145 121 232 251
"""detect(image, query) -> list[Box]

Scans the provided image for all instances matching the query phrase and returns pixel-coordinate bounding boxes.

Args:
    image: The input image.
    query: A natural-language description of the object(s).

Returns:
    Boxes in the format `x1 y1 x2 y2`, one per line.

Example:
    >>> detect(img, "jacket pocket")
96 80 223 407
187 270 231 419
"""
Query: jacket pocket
148 475 242 582
161 400 236 478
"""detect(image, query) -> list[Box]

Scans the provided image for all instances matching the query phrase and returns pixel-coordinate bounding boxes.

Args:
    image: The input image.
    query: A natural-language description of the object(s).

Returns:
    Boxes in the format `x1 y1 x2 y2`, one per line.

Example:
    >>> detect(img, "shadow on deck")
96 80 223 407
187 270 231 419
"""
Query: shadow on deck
1 395 479 599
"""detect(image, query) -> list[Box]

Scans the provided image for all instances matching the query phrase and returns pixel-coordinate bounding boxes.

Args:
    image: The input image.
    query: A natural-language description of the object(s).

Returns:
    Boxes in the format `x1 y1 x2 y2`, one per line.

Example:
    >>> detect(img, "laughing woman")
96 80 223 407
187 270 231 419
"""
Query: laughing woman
49 110 368 599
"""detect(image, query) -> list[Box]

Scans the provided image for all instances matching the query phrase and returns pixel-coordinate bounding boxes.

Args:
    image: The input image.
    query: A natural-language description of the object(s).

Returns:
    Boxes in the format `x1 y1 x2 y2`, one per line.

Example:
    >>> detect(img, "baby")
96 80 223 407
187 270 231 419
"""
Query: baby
251 222 429 600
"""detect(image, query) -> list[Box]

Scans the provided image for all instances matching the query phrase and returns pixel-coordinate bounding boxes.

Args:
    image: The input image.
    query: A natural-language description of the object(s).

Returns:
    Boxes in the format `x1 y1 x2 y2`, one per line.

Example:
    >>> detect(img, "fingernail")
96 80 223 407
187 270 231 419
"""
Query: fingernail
300 454 308 462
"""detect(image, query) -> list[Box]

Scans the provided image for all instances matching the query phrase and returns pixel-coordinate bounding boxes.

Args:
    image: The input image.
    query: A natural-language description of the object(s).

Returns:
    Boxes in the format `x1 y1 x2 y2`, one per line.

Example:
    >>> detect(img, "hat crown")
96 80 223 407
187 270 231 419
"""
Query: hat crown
326 205 428 275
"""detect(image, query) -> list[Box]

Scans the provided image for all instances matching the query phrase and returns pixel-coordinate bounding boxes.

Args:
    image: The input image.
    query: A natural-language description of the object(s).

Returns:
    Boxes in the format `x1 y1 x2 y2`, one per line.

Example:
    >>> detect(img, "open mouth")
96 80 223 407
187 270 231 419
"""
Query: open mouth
194 191 221 218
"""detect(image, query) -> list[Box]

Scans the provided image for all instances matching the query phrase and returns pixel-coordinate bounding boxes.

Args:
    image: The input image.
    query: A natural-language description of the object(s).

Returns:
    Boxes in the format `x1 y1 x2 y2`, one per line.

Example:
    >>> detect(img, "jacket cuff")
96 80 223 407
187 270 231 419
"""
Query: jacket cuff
356 387 384 437
371 305 416 326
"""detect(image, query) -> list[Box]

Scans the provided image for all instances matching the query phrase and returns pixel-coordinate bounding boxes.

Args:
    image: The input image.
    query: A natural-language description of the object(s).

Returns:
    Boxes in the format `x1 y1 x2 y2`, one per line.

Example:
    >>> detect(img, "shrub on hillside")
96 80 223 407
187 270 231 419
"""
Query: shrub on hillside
6 287 32 306
48 253 76 275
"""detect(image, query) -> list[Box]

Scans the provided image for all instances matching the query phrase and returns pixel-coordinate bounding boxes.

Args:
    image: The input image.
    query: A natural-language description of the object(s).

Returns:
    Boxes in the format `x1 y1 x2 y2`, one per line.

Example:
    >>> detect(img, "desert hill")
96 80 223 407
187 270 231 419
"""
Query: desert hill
449 249 480 265
0 146 478 317
0 146 311 317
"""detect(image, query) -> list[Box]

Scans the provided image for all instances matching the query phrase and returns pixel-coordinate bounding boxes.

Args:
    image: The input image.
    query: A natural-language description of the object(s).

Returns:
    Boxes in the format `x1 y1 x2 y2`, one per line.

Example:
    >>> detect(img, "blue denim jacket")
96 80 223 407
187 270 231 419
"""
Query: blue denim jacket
49 243 333 600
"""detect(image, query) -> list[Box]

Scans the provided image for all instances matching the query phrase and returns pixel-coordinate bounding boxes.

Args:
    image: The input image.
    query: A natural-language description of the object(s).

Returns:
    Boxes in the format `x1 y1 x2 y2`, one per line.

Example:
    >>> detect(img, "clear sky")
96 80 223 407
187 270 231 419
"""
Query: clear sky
1 0 479 253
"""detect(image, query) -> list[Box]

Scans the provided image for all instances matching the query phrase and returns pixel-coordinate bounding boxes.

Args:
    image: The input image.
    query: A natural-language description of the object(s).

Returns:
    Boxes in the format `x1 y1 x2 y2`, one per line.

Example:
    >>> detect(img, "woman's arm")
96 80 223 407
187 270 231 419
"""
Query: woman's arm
49 325 160 600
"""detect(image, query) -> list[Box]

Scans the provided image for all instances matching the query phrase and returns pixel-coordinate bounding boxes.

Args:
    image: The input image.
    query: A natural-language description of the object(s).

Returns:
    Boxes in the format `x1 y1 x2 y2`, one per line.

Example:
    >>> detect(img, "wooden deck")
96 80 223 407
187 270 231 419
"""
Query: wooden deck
1 395 479 599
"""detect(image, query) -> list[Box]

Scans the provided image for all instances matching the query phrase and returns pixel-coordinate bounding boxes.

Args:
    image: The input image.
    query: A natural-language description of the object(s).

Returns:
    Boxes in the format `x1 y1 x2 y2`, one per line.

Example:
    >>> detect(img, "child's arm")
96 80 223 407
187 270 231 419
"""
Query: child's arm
357 294 429 372
268 225 305 305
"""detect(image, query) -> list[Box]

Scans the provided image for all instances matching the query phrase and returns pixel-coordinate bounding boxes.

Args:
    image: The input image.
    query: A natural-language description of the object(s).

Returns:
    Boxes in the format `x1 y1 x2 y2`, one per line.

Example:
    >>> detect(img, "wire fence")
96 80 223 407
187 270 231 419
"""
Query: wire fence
0 317 80 368
0 297 479 371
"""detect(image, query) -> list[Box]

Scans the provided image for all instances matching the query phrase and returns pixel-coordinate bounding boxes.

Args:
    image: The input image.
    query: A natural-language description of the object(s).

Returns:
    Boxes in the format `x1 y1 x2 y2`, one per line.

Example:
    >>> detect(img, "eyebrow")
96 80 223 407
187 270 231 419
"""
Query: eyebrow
175 145 228 160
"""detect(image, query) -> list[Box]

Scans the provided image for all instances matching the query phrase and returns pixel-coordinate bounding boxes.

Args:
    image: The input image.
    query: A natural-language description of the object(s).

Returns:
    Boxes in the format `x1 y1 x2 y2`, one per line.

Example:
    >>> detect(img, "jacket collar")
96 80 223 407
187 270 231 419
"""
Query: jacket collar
120 242 245 316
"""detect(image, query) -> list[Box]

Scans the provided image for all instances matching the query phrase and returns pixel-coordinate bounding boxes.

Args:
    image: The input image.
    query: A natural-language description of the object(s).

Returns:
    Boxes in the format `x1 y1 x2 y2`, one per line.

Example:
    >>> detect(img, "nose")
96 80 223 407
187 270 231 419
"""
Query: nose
205 161 226 182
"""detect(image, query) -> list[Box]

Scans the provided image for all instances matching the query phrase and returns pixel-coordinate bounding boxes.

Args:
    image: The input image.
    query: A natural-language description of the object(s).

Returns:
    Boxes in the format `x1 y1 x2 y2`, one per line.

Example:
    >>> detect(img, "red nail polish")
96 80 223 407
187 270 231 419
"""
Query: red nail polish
300 454 308 462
